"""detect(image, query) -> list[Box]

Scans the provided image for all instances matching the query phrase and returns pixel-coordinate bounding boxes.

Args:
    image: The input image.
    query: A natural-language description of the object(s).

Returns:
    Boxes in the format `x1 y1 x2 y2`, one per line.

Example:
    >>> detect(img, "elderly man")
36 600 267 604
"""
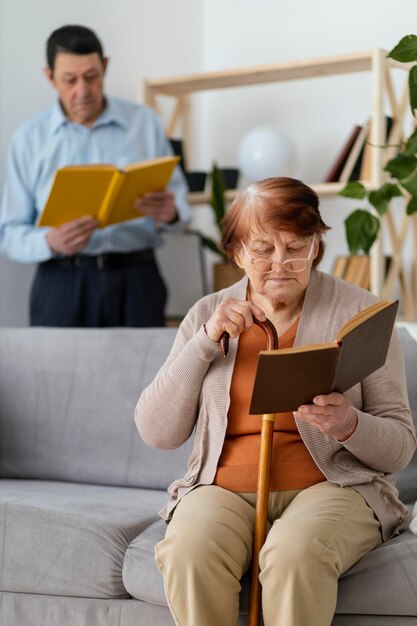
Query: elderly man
0 24 191 327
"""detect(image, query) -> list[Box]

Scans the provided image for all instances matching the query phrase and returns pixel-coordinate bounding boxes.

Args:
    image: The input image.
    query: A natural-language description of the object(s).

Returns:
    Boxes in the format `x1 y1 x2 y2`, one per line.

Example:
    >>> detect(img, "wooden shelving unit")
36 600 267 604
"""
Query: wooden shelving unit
141 49 417 320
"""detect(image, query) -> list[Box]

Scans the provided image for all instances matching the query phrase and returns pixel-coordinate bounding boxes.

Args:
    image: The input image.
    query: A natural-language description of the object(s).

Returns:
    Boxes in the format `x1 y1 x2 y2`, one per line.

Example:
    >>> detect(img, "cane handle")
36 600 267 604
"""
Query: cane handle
219 317 278 356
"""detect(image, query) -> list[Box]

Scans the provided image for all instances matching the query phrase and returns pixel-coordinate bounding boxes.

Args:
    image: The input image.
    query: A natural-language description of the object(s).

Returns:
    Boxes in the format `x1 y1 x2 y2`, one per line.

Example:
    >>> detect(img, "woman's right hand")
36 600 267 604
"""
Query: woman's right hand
204 298 266 343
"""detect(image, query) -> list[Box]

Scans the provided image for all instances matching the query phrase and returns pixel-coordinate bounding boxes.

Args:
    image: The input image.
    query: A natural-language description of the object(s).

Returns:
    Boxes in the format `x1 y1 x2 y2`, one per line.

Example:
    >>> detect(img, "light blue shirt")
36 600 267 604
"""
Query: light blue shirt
0 97 191 263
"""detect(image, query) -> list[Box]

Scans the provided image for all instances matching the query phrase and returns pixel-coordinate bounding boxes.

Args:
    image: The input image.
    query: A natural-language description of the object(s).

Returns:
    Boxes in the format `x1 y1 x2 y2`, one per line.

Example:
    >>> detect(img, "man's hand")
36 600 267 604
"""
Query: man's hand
294 392 358 442
46 216 98 256
134 191 177 224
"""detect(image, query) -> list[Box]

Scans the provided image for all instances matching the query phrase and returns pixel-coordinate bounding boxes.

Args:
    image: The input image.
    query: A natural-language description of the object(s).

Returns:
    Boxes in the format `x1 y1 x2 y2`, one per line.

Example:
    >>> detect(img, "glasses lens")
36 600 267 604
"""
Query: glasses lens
253 259 273 273
284 259 307 272
252 258 308 273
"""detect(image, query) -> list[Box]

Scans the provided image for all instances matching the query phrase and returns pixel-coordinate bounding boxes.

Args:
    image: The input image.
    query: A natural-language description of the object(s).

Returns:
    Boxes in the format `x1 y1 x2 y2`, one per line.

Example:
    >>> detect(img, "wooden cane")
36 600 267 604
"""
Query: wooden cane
220 318 278 626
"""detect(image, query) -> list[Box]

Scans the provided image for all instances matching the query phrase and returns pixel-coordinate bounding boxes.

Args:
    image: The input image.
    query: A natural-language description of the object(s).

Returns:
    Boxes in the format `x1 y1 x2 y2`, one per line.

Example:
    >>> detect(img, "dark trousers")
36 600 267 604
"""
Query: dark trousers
30 252 167 327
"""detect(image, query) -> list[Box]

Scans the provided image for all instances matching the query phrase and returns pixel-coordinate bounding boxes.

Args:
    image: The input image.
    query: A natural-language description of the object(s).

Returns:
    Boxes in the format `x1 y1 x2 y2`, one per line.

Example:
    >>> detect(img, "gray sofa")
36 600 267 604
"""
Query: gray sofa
0 325 416 626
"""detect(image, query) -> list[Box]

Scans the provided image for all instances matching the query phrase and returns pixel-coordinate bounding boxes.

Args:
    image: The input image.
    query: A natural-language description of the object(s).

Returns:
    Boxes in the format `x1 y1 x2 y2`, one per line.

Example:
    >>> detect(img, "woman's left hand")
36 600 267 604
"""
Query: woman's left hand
294 392 358 442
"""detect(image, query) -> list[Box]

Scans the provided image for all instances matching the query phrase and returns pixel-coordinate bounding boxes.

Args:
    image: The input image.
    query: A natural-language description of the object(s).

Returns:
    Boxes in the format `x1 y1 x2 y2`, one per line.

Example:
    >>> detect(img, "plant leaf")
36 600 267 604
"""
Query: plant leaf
198 233 226 260
368 183 403 215
387 35 417 62
409 65 417 116
404 128 417 155
210 164 226 232
406 197 417 215
384 153 417 180
400 176 417 198
344 209 380 255
338 181 367 199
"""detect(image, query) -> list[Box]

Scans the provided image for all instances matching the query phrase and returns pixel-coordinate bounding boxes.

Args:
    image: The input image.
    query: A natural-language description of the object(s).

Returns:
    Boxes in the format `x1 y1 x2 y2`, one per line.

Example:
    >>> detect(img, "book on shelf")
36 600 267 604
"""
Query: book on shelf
331 255 350 279
339 120 371 182
332 255 370 289
249 299 398 414
37 155 180 228
323 125 362 183
344 256 370 289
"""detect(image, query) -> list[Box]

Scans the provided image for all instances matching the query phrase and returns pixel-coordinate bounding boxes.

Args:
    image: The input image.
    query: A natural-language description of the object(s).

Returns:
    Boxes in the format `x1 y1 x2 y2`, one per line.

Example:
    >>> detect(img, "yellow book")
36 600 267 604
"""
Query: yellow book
37 155 180 228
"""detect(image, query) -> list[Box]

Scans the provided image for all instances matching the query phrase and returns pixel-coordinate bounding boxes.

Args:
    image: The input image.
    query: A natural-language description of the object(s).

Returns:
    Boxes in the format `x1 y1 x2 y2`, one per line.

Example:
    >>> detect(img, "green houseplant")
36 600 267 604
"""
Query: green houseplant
340 35 417 255
197 163 244 290
197 163 228 262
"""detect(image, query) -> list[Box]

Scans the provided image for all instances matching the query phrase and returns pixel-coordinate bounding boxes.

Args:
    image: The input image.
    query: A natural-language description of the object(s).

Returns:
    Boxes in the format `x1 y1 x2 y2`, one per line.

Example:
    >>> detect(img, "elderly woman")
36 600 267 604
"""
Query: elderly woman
135 177 416 626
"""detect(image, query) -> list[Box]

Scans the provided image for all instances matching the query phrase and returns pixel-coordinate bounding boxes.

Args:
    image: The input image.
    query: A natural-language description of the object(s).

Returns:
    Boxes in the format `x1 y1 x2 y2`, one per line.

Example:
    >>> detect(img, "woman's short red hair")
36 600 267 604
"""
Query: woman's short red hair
221 177 330 267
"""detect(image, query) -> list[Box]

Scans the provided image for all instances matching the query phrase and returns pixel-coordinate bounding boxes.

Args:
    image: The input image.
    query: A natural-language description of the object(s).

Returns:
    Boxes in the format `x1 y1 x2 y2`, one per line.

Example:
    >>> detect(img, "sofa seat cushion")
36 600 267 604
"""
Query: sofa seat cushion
124 519 417 618
336 528 417 616
0 479 167 599
123 518 167 605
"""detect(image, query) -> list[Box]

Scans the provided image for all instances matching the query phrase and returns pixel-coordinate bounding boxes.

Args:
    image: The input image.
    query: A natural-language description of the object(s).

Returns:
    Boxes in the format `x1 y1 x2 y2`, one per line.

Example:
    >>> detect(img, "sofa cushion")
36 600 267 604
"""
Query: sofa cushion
123 518 417 617
336 529 417 616
0 479 167 599
123 518 167 606
0 328 192 490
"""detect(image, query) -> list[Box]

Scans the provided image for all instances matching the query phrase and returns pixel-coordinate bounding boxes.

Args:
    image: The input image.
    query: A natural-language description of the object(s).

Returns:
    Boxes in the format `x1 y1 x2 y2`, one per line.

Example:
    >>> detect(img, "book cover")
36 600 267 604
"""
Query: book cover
249 300 398 414
37 156 180 228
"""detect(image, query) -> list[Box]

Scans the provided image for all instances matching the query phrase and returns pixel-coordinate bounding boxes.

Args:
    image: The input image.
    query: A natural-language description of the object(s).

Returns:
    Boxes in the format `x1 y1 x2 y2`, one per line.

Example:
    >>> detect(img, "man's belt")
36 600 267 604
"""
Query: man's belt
43 249 155 270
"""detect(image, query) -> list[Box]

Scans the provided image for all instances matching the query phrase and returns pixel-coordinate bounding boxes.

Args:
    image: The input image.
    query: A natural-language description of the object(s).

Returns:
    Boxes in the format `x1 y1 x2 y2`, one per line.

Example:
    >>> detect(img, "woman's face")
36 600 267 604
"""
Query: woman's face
235 229 318 308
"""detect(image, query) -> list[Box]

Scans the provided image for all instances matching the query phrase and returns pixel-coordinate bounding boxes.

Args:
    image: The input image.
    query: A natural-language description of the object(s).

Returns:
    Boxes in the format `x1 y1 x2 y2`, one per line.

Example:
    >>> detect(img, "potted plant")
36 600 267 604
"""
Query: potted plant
340 35 417 255
197 163 244 291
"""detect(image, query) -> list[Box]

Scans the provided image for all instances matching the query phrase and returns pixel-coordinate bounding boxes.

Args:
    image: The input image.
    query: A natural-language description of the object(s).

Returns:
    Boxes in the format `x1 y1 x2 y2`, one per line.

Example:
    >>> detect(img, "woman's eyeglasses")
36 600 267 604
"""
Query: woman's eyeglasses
241 236 316 274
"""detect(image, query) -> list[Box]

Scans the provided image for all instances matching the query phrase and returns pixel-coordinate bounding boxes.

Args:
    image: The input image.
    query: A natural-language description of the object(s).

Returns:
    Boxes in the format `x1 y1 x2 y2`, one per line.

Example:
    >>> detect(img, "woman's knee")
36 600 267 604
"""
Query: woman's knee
259 517 329 576
159 517 251 579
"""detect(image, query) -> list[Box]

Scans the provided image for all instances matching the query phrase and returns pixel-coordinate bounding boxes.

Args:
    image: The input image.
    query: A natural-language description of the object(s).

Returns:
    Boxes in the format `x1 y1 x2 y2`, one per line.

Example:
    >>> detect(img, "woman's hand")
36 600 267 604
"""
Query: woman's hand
294 392 358 442
205 298 266 343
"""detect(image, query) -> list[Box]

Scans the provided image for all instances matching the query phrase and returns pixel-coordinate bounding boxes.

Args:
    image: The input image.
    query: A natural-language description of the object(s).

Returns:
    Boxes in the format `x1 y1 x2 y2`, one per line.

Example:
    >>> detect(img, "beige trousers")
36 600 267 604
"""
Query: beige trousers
155 482 382 626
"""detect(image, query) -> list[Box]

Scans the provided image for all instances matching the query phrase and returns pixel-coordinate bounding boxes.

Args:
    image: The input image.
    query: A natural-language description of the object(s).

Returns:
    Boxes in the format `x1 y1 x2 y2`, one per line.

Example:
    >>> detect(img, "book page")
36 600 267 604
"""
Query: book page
336 300 391 340
104 156 180 226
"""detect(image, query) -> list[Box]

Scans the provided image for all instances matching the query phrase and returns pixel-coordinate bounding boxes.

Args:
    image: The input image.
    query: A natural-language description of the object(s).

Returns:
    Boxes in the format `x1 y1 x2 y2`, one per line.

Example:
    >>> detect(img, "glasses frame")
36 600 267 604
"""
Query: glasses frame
241 235 317 274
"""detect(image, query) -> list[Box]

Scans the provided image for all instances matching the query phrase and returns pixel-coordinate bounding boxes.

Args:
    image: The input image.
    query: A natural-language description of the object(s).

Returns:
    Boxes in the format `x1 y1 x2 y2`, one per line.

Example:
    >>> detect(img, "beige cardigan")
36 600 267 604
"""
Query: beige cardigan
135 270 416 540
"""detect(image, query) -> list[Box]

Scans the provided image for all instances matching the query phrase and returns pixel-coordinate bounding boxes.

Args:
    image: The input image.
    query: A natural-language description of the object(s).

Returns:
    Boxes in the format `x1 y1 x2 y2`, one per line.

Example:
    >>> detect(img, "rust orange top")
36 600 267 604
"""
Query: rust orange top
214 318 326 492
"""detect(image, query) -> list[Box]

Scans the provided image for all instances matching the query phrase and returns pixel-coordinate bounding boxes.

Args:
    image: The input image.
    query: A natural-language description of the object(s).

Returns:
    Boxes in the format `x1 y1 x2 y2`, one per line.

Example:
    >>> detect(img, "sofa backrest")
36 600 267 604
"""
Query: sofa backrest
0 327 192 490
0 326 416 501
394 326 417 503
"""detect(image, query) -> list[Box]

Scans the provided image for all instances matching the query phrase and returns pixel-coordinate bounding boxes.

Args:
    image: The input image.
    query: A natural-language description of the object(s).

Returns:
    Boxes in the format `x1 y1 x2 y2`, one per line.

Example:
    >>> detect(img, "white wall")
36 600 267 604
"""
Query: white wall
1 0 415 324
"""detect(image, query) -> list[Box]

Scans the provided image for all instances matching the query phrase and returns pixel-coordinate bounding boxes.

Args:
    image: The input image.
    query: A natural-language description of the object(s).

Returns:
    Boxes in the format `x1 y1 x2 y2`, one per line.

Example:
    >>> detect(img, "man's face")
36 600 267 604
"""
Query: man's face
45 52 108 126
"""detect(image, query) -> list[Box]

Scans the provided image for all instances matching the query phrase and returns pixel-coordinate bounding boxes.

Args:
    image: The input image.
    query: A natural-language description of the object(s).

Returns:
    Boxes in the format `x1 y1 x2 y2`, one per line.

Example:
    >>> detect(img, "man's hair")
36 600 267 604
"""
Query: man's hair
46 25 104 70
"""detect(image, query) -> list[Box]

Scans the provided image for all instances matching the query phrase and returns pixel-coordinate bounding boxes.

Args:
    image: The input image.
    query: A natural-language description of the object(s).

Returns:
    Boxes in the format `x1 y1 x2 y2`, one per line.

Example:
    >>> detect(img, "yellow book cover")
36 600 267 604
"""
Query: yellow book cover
37 155 180 228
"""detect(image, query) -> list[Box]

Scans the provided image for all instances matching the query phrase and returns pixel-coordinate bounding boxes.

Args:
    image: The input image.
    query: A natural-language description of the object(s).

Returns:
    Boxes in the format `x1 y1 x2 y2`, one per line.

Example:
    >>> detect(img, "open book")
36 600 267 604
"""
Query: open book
249 300 399 414
37 155 180 228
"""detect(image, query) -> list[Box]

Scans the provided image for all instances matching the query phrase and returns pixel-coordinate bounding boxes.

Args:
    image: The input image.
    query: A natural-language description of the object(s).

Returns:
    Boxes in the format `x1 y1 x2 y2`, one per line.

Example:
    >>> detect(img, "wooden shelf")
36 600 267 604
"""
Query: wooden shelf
187 181 372 205
141 49 417 319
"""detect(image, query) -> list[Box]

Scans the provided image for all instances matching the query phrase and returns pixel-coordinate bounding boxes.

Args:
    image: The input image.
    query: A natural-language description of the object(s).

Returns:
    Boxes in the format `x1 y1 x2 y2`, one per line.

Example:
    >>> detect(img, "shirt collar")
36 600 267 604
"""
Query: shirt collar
94 97 127 129
48 96 127 135
48 101 68 135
